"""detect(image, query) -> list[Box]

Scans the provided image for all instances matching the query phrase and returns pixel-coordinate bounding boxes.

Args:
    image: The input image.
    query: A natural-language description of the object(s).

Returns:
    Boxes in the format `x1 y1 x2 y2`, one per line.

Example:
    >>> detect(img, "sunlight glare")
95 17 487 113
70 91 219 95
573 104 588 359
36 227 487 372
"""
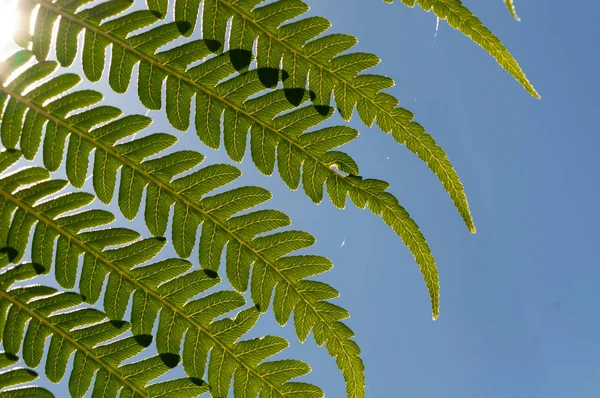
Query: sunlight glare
0 0 19 60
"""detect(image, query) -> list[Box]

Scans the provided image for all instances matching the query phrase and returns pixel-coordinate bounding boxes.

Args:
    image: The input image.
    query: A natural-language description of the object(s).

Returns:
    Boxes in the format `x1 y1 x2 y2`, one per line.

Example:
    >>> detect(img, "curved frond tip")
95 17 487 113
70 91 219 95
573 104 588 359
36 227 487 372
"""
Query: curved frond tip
0 49 449 393
505 0 521 21
137 0 477 233
18 0 445 322
387 0 538 98
0 55 367 393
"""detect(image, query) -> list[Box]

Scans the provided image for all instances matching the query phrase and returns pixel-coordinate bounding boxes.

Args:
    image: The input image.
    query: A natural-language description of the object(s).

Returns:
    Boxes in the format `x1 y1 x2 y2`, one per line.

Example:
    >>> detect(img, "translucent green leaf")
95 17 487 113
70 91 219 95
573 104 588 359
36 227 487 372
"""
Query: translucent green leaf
0 263 197 397
0 368 39 390
393 0 536 97
13 0 447 335
505 0 521 21
0 164 325 397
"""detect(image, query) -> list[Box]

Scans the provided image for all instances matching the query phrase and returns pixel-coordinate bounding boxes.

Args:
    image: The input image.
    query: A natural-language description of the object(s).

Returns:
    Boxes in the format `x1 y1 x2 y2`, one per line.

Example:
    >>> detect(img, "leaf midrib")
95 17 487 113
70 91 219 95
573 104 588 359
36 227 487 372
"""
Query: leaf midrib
4 78 357 383
32 3 430 290
221 0 473 232
34 0 410 229
89 0 427 303
418 0 538 98
0 286 145 397
32 0 418 376
0 186 287 397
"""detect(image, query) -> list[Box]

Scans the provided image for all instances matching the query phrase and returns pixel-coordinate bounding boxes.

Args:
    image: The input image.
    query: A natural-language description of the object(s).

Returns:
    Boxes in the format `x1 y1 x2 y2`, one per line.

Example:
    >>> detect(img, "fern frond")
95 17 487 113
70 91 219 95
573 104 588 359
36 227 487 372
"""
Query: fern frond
0 353 54 397
19 1 442 322
0 54 366 388
388 0 537 97
0 262 210 398
144 0 476 234
505 0 520 21
0 159 328 397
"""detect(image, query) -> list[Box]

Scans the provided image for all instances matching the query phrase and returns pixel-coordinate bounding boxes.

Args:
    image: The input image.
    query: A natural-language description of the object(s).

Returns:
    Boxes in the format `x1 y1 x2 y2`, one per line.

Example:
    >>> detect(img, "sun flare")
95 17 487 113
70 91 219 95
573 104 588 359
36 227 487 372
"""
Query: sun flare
0 0 19 60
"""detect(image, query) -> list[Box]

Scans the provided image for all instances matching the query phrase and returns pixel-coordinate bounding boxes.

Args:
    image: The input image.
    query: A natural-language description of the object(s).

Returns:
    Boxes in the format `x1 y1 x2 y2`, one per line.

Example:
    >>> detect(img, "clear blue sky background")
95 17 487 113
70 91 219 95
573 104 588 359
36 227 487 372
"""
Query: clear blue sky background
1 0 599 397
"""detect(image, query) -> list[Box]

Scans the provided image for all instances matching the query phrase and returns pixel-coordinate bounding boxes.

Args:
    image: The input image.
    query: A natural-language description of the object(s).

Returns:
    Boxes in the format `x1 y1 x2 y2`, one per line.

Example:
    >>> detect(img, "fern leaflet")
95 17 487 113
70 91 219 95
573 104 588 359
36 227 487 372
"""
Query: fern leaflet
387 0 538 97
144 0 476 234
0 351 53 397
505 0 520 21
0 261 211 398
0 55 366 395
0 154 330 397
19 0 441 322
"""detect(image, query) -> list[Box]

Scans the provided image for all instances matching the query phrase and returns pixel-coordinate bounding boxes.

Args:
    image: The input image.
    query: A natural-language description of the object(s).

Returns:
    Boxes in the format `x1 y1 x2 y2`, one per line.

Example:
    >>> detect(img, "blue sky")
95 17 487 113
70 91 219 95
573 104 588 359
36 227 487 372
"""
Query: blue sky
1 0 599 397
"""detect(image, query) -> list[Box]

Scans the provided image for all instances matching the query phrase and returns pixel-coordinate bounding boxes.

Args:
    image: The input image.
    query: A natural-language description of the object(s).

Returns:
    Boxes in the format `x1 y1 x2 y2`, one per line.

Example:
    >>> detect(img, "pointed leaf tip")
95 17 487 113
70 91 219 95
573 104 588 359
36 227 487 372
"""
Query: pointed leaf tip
394 0 539 98
505 0 521 22
432 297 439 320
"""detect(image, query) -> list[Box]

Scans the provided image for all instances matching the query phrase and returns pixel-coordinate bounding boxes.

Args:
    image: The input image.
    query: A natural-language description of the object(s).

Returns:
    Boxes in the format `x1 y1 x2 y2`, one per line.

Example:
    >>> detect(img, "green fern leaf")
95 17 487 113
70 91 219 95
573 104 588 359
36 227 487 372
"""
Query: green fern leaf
0 353 19 370
17 3 442 323
0 353 54 397
0 160 326 397
142 0 476 233
505 0 520 21
389 0 537 96
0 56 367 389
0 261 209 398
